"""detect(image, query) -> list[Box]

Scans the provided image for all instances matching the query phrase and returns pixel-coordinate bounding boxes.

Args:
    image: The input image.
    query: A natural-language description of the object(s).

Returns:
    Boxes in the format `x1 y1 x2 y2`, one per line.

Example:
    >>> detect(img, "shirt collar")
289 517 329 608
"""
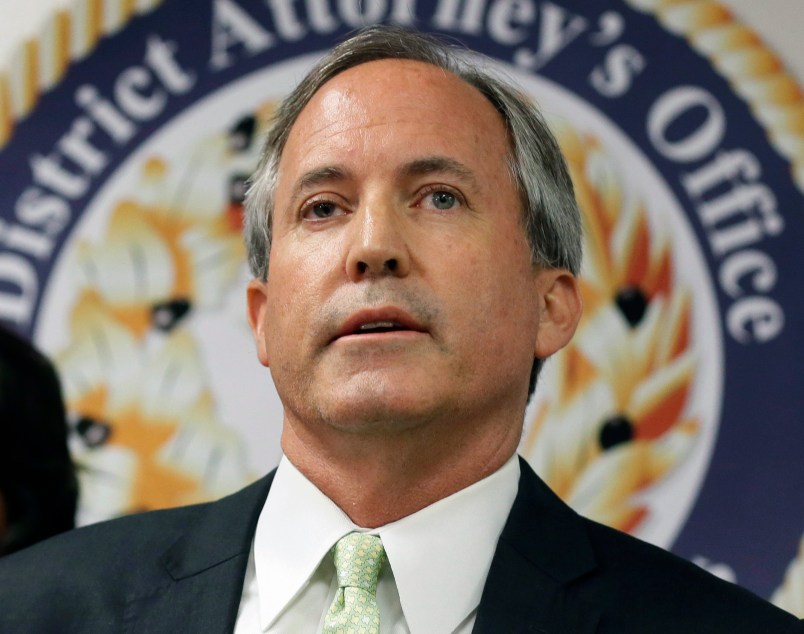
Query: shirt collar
254 456 355 629
379 455 520 633
254 454 520 633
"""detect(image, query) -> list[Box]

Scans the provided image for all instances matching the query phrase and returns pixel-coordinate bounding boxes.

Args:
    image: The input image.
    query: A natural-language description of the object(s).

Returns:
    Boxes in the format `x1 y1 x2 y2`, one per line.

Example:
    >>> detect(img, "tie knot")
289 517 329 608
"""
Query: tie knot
332 532 385 594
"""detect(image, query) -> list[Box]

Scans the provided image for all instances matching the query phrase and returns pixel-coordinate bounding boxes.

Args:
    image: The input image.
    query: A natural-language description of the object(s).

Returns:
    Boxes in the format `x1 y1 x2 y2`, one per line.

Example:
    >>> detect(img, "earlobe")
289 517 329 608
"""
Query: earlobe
246 279 271 367
533 269 583 359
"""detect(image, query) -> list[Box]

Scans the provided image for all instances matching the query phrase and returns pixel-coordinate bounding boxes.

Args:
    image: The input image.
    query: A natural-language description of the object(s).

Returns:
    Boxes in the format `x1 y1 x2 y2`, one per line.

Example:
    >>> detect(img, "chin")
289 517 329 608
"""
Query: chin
317 385 442 433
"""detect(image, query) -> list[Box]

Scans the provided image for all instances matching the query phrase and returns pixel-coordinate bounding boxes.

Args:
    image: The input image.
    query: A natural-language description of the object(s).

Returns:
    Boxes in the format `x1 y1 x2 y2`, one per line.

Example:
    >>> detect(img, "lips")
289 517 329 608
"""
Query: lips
355 321 404 333
333 307 426 341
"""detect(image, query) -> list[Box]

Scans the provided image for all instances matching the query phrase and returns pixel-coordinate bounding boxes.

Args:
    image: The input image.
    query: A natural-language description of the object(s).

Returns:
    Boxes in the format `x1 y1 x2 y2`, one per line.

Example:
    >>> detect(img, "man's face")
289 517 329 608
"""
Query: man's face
248 59 577 436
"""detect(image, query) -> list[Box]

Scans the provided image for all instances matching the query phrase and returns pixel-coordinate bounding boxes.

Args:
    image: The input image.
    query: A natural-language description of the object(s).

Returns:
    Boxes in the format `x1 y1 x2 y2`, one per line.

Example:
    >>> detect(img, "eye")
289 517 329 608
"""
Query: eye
417 186 464 212
301 199 345 220
430 191 456 210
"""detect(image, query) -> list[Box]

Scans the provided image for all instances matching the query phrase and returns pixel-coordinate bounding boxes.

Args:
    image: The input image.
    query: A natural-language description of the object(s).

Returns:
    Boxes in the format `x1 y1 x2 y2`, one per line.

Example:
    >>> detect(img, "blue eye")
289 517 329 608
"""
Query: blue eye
431 191 456 209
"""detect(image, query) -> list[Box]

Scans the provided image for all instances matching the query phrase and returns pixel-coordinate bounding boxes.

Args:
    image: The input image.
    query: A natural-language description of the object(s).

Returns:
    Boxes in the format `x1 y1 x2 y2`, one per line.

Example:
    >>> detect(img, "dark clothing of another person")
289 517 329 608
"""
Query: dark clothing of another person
0 325 77 555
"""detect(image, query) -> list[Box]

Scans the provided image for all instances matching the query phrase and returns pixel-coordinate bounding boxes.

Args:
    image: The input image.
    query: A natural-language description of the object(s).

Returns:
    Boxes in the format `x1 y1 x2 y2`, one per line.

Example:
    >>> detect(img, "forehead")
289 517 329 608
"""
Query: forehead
279 59 512 175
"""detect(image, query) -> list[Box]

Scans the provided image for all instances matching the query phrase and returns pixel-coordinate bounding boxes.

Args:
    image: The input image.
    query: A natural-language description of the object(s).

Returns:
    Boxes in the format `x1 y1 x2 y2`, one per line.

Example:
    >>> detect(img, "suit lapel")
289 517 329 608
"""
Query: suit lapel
473 458 601 634
123 472 275 634
118 460 601 632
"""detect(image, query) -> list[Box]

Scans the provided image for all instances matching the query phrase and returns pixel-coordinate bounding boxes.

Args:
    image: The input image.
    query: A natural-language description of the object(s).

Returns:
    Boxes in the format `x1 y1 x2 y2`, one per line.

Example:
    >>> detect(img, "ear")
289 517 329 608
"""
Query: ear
533 269 583 359
246 278 271 367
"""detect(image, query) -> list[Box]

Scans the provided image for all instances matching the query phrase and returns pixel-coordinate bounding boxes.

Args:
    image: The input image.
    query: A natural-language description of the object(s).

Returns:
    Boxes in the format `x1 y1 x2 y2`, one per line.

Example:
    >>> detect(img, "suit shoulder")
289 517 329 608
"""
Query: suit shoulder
0 475 274 632
0 502 202 579
0 504 196 632
0 469 272 578
580 518 800 631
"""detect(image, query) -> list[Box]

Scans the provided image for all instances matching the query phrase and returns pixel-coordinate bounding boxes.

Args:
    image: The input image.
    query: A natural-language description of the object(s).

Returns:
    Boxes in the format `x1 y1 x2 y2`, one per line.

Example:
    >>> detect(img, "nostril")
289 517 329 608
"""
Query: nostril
354 258 399 276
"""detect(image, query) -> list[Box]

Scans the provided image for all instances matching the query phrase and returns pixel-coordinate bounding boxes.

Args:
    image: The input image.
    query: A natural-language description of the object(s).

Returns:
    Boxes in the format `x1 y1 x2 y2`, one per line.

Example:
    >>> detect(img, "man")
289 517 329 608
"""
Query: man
0 26 800 633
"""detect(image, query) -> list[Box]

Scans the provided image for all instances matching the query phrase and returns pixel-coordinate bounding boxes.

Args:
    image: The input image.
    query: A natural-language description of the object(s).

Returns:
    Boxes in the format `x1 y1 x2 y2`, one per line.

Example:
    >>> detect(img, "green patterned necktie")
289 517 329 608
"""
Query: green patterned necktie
322 532 386 634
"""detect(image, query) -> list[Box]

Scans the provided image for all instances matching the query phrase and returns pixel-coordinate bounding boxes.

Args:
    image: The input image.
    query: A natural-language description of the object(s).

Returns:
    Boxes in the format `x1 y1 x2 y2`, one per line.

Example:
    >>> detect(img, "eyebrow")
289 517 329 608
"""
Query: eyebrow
398 156 478 188
288 155 479 203
288 165 352 204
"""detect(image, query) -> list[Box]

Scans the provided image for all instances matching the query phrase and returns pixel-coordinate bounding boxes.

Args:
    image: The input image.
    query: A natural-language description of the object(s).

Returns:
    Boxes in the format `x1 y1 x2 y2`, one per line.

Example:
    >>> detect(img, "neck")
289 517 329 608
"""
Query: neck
280 412 521 528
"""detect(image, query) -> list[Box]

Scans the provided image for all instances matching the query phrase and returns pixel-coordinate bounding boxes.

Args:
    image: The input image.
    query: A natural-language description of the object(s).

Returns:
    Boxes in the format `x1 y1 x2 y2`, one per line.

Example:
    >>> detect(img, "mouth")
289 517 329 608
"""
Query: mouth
354 321 410 334
333 308 427 342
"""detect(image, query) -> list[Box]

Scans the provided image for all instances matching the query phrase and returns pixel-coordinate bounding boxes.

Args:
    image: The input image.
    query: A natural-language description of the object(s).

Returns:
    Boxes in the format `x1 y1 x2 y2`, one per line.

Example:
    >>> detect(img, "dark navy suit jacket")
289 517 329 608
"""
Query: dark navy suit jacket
0 458 800 633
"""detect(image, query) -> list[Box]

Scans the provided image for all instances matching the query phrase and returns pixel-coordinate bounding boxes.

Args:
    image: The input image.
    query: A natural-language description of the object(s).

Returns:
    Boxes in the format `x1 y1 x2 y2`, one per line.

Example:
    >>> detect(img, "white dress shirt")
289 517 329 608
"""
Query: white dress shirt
233 454 520 634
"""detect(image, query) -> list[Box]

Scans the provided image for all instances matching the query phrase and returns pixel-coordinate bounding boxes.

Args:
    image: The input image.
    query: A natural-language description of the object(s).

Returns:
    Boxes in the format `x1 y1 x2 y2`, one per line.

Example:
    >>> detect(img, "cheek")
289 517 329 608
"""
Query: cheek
264 243 337 337
276 229 345 277
457 246 539 346
439 254 503 332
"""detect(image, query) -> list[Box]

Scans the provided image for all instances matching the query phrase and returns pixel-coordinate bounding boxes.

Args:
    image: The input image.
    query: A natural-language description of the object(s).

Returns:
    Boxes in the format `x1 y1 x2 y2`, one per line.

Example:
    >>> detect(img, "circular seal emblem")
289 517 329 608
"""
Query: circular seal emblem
0 0 801 611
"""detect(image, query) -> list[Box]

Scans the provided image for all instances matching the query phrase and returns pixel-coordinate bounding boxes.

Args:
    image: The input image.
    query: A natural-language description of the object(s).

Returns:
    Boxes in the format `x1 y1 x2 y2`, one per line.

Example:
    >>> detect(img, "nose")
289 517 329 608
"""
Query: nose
345 201 410 281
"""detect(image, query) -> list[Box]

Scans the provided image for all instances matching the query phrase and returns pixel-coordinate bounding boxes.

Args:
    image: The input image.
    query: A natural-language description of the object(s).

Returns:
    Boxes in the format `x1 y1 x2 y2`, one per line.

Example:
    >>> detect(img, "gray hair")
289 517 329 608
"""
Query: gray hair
244 25 582 282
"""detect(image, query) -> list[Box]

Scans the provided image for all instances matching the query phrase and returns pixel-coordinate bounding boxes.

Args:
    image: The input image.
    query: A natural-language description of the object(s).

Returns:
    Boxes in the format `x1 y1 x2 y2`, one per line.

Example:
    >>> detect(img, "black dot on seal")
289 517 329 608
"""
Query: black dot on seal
599 415 635 450
151 298 192 332
615 286 649 327
75 416 112 448
229 174 249 205
227 115 257 152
